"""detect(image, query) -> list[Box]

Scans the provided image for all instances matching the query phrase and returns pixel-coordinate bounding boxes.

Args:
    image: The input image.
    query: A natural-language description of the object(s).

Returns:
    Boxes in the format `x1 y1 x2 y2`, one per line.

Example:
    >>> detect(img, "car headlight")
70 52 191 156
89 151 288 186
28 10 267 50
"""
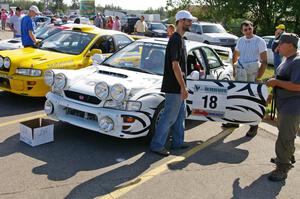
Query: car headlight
44 100 54 115
44 70 55 86
54 73 67 89
95 81 109 100
126 101 142 111
0 56 4 67
104 100 126 110
110 84 126 102
3 57 11 69
16 68 42 76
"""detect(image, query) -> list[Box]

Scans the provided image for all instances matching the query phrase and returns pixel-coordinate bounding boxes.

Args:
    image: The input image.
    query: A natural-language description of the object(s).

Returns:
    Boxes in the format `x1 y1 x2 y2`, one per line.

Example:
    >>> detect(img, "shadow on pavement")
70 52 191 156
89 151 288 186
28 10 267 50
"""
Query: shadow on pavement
167 134 251 170
0 122 157 181
231 174 285 199
0 91 45 117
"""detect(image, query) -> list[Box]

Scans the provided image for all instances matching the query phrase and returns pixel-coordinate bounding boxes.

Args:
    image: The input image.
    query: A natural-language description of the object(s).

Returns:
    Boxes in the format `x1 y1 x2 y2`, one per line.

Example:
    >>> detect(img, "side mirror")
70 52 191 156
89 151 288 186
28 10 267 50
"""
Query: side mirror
91 49 102 56
92 54 105 64
197 31 202 34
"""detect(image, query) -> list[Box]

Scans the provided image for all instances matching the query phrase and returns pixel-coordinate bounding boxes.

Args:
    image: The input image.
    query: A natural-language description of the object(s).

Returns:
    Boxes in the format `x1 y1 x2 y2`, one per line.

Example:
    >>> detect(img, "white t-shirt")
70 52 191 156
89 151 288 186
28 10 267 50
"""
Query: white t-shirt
134 20 147 33
9 15 23 36
235 35 267 64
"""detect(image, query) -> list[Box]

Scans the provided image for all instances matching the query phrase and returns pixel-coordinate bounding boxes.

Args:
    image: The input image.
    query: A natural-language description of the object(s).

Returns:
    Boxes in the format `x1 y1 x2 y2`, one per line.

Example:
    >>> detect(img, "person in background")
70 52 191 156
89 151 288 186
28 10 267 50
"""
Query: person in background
266 33 300 182
134 15 147 36
167 24 175 38
112 16 121 31
1 9 8 30
21 5 40 47
8 7 23 38
106 16 113 30
272 24 286 73
94 13 103 28
9 8 14 17
62 16 68 24
222 20 267 138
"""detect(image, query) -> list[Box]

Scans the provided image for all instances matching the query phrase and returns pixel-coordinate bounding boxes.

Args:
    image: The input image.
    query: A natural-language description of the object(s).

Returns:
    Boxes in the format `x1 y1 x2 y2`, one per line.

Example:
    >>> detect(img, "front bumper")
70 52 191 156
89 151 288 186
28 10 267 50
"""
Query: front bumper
0 72 49 97
46 92 152 139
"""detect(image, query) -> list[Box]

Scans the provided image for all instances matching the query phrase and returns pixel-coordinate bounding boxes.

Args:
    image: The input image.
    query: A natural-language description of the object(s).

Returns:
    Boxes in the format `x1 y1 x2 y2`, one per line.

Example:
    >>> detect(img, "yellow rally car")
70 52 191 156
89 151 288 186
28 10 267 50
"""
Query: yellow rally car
0 24 134 97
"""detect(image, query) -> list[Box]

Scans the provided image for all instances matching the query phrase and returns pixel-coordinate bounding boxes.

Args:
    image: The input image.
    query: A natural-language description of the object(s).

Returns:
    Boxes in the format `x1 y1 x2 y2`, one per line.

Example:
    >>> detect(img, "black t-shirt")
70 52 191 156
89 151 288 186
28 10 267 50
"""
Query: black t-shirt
161 32 187 93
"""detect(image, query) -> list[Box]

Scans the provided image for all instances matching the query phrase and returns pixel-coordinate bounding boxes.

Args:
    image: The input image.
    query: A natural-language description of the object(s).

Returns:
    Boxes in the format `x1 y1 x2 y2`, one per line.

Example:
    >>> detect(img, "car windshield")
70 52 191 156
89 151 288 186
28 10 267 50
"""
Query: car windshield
103 41 166 75
151 23 166 30
39 30 95 55
35 26 62 40
202 24 226 33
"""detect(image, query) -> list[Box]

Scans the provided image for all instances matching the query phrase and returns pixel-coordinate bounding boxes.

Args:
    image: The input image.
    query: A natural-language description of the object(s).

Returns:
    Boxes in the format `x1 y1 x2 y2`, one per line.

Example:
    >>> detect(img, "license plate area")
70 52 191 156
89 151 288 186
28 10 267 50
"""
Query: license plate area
65 107 98 121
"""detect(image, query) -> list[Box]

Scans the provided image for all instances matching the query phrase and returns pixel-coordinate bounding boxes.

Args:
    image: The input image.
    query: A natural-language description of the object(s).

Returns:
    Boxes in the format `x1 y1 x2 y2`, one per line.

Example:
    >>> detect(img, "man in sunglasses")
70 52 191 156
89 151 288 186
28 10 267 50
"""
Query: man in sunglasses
223 20 267 138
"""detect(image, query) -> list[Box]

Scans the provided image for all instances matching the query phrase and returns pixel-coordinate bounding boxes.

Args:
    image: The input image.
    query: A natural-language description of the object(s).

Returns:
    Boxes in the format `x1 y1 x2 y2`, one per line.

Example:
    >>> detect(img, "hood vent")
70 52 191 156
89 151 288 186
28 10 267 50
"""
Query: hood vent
98 70 128 78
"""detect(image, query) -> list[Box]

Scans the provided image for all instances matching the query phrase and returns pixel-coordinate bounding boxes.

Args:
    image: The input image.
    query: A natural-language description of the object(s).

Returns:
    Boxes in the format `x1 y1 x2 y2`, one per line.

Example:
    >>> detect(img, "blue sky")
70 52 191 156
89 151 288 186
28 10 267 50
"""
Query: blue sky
64 0 167 10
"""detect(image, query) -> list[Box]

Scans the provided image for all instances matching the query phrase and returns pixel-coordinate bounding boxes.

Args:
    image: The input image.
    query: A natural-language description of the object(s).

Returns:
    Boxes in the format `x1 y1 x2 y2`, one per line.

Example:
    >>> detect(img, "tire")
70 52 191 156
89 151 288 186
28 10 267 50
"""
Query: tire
145 102 164 141
204 41 210 44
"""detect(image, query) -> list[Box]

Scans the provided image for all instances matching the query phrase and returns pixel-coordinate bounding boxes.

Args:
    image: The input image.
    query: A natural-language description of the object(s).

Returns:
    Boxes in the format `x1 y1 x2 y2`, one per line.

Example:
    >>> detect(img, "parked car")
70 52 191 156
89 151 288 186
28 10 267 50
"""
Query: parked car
262 35 300 65
0 24 71 51
0 24 134 97
34 16 51 28
121 16 140 34
184 22 238 50
144 22 167 38
44 38 268 139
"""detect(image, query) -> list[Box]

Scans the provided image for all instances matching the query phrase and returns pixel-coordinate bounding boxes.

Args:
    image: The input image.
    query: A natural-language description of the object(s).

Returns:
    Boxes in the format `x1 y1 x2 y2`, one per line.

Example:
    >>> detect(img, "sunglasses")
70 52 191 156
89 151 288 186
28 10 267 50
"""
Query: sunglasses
243 27 252 32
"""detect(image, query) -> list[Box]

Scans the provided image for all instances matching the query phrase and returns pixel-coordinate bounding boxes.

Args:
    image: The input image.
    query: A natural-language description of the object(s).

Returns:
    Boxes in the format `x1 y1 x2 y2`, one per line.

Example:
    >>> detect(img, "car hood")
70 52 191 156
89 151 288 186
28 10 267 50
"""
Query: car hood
204 33 238 39
66 65 162 97
0 38 22 50
0 48 76 68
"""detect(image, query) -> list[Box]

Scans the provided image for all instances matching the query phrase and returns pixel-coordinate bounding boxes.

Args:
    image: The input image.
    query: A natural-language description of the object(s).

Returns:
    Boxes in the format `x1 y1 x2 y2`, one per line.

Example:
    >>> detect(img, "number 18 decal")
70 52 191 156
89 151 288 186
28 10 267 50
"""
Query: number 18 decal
191 84 228 117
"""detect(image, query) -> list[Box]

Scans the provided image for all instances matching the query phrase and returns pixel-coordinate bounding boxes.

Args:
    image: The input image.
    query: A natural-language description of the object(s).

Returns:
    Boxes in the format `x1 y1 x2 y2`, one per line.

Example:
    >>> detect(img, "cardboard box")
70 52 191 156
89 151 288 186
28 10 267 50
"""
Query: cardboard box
20 118 55 146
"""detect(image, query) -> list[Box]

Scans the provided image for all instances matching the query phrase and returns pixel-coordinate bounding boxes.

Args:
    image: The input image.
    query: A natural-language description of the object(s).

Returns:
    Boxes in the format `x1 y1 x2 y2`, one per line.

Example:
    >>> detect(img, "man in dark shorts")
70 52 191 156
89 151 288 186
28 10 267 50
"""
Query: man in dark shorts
150 10 197 156
266 33 300 181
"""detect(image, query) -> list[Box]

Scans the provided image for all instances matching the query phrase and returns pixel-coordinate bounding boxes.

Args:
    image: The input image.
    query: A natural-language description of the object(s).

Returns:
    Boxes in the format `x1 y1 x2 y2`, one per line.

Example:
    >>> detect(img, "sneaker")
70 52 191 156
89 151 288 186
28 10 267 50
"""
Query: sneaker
246 125 258 137
171 143 190 150
222 123 239 128
151 148 170 157
268 168 288 182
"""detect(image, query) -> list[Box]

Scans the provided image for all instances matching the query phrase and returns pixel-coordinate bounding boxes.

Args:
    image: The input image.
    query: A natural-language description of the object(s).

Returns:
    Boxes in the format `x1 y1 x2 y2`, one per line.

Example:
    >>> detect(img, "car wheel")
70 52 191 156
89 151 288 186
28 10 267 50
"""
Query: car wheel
204 41 210 44
145 102 164 141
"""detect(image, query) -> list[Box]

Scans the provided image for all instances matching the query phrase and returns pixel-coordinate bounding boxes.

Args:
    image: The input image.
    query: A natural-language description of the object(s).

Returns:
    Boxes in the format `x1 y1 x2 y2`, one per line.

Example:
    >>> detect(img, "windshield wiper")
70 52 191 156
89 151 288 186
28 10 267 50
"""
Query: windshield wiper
42 47 63 53
120 66 156 75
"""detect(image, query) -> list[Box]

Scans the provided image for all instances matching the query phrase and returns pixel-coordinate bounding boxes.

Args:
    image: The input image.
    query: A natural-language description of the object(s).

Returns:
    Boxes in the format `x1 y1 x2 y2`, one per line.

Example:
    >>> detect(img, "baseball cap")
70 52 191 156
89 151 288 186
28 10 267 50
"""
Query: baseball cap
275 33 299 48
276 24 285 30
29 5 40 14
175 10 197 22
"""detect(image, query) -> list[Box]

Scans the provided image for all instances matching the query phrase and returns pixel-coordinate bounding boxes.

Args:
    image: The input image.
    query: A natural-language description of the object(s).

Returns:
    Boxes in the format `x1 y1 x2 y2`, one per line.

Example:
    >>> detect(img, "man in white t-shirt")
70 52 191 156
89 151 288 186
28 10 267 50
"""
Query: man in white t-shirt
134 15 147 36
223 20 267 137
8 7 23 38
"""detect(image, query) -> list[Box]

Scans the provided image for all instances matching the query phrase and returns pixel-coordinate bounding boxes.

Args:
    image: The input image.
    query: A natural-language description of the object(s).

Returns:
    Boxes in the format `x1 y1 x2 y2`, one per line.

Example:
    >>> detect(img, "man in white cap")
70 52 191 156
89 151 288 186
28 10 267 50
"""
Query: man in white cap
150 10 197 156
21 5 40 47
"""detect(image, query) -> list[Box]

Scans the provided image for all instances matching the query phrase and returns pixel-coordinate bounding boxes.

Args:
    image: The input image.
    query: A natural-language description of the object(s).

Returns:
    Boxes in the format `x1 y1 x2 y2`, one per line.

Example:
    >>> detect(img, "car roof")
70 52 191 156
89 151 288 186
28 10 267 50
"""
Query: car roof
61 24 133 38
193 21 222 25
137 38 210 51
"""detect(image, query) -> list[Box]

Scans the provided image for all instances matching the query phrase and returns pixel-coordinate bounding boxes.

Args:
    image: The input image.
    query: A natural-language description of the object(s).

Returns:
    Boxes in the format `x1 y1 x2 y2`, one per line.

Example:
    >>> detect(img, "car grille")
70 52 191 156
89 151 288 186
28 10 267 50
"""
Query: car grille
65 107 98 121
220 39 235 44
64 90 101 105
0 77 10 89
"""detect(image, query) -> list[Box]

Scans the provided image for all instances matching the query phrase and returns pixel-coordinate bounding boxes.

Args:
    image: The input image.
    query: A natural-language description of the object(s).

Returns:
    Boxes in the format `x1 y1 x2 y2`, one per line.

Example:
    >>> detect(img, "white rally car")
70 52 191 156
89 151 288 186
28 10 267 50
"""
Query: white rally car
44 38 268 139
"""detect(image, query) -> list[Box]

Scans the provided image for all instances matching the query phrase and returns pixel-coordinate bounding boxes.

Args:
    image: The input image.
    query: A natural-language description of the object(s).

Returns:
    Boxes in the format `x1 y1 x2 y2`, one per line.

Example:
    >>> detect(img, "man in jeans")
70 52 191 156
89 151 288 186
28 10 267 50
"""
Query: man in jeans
150 10 197 156
266 33 300 181
223 20 267 138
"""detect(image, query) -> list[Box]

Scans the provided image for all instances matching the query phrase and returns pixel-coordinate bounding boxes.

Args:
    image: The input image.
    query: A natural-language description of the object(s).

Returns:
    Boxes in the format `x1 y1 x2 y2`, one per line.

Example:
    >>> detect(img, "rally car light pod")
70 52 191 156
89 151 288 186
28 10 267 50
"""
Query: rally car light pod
95 81 109 100
0 56 3 67
16 68 42 76
3 57 11 69
44 100 54 115
44 70 55 86
54 73 67 90
99 116 114 132
110 84 126 102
